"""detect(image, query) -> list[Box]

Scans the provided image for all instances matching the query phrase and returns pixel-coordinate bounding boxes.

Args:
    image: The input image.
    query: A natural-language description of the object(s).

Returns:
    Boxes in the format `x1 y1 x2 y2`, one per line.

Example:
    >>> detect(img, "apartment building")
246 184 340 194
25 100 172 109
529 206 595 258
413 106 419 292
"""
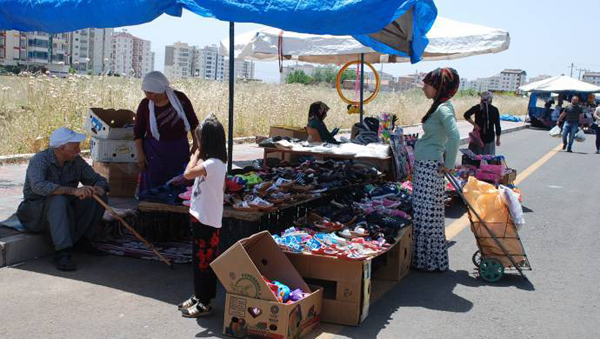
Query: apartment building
224 58 255 81
70 28 113 74
194 45 225 80
582 72 600 86
498 69 526 92
164 42 195 79
0 30 27 66
111 31 152 78
133 37 153 77
1 29 113 75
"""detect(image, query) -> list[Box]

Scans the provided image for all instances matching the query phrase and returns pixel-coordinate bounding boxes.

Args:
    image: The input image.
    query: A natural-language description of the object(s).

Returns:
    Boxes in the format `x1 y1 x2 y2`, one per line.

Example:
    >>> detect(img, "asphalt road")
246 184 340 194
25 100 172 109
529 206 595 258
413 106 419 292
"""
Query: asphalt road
1 128 599 339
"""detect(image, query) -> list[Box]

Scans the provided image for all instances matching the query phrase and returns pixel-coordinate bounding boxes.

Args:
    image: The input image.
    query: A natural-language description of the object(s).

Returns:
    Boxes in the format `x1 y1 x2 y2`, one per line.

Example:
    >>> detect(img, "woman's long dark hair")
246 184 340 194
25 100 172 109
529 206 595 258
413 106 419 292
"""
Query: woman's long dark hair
195 115 227 163
308 101 329 122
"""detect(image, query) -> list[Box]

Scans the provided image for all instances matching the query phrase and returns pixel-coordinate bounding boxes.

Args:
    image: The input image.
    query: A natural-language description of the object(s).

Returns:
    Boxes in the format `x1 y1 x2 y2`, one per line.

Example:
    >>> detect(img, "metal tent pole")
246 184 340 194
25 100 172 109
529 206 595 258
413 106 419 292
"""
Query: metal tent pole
360 53 364 124
227 22 235 173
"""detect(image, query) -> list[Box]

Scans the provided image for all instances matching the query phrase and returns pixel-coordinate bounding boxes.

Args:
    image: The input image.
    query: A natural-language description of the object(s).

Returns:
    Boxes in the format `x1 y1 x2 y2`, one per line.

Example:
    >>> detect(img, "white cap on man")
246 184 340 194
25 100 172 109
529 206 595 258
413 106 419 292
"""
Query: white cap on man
49 127 86 148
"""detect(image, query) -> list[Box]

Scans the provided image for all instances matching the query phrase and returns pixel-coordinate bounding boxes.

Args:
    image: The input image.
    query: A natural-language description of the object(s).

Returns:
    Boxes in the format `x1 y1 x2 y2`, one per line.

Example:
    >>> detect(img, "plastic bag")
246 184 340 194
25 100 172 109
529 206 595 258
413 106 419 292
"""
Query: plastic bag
462 177 507 223
574 129 586 142
498 185 525 229
549 125 561 138
469 129 484 147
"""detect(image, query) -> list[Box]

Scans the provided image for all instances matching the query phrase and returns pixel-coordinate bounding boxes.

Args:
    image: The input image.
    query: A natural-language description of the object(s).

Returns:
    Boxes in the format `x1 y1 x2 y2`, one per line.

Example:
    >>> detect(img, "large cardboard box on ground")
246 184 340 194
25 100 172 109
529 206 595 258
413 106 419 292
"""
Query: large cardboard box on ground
90 137 138 163
211 231 323 339
286 225 413 326
92 162 139 197
268 126 308 164
84 108 136 139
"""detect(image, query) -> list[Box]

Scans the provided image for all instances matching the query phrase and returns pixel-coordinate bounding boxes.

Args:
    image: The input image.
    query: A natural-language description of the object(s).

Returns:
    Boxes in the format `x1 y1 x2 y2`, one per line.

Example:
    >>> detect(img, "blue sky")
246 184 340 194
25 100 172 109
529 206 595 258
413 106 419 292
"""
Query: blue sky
123 0 600 83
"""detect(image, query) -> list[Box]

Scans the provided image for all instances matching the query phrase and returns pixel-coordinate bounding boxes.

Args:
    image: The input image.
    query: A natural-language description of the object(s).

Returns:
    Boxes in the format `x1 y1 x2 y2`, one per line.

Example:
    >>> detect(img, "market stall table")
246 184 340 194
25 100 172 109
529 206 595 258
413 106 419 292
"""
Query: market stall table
262 146 393 178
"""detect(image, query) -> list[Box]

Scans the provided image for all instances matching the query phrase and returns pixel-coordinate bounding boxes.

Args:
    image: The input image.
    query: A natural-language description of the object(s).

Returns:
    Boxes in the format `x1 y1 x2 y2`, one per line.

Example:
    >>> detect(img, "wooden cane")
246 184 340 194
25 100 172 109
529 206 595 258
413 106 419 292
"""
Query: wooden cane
92 194 174 269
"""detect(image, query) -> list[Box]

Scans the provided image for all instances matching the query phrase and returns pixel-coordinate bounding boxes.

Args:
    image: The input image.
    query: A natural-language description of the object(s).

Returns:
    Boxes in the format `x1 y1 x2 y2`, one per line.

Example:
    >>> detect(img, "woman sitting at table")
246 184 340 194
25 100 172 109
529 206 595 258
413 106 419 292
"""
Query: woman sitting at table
306 101 340 144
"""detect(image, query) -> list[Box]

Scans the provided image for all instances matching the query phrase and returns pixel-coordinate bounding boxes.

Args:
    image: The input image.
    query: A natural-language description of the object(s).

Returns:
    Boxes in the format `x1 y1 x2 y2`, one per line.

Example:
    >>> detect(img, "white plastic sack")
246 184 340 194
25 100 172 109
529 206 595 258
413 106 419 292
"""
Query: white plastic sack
574 129 586 142
498 185 525 229
549 125 561 138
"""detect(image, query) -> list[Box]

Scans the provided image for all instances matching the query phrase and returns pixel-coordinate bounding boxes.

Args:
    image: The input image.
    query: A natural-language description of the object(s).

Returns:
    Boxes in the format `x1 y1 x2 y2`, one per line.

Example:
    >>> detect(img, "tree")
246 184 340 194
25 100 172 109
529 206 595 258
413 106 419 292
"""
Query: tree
322 67 338 84
287 70 312 84
312 68 324 83
341 69 357 82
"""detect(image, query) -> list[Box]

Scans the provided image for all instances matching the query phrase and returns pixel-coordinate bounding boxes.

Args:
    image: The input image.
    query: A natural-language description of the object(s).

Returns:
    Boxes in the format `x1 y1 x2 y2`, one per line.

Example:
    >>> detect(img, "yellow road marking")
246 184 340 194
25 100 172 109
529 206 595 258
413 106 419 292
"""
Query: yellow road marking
445 143 562 240
315 144 563 338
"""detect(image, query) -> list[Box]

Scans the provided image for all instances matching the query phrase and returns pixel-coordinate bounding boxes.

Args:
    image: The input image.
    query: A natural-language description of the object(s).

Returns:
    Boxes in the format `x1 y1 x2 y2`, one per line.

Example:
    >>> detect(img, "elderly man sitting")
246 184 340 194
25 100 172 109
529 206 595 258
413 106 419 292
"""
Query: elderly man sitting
16 127 110 271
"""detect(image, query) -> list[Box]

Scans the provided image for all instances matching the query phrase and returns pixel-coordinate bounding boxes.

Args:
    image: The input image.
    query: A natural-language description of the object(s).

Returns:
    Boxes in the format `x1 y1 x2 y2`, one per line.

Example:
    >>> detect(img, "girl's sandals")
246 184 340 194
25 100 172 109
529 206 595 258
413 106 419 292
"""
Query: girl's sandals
181 302 213 318
178 296 198 310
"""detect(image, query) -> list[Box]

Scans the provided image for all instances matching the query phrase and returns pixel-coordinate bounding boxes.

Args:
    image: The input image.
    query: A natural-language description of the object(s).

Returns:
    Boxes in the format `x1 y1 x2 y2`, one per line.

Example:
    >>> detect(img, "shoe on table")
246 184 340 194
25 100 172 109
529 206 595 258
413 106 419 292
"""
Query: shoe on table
181 302 212 318
54 250 77 271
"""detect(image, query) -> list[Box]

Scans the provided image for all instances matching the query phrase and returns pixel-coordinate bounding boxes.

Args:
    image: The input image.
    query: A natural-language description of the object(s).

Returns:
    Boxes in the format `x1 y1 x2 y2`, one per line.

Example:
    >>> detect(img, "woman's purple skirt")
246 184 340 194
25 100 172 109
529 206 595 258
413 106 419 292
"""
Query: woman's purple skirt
140 137 190 192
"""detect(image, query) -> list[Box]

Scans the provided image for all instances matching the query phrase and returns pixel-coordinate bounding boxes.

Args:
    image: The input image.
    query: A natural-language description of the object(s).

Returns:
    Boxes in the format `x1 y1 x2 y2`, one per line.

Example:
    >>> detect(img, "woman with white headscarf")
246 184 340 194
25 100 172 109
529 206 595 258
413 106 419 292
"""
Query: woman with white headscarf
134 71 200 192
463 91 502 155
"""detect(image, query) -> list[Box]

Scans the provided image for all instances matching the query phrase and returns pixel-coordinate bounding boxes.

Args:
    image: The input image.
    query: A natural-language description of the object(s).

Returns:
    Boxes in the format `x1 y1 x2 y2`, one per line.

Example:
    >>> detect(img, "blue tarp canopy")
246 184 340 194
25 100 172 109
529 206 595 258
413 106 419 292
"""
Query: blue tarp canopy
0 0 436 63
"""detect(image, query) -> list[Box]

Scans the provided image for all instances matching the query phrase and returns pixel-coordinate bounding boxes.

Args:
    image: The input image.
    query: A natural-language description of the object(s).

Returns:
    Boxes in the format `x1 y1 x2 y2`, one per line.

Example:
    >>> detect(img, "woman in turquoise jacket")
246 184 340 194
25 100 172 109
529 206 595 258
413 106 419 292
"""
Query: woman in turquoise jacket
412 68 461 272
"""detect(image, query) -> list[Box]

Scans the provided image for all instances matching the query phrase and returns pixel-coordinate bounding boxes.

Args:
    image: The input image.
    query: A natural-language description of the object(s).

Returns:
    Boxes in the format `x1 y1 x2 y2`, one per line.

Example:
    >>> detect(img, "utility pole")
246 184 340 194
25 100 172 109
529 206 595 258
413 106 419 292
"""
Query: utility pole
569 63 575 78
577 68 589 80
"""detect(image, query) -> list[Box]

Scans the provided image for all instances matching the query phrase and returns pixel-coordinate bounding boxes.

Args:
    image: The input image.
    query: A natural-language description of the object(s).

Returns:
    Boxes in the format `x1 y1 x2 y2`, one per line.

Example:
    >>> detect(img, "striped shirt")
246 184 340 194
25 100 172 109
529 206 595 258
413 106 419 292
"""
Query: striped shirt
23 149 109 200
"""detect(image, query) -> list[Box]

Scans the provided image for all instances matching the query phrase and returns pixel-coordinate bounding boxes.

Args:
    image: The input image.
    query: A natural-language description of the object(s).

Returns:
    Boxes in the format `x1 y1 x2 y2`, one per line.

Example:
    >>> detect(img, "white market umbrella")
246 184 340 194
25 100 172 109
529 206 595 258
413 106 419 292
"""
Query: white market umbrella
519 75 600 93
220 17 510 65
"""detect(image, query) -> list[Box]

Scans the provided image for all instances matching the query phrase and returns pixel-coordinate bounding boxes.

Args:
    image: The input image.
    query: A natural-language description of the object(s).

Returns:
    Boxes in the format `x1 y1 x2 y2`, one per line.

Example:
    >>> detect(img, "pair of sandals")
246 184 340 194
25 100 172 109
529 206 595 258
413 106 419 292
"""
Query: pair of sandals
232 195 276 212
178 296 212 318
337 225 369 239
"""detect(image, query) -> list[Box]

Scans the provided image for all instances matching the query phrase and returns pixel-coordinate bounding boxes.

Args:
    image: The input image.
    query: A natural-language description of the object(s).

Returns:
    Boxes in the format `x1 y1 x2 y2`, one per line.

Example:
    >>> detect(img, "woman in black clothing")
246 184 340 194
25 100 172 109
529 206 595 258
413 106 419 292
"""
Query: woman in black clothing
464 91 502 155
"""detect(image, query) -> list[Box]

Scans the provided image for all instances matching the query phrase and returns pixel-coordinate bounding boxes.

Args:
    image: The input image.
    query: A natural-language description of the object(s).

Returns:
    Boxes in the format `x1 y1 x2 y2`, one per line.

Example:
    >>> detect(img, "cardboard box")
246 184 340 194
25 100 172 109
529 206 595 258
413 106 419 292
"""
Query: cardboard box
92 162 139 197
499 168 517 186
286 225 412 326
268 126 308 164
84 108 136 139
90 137 138 163
211 231 323 339
286 253 371 326
269 126 308 140
223 288 322 339
371 225 413 281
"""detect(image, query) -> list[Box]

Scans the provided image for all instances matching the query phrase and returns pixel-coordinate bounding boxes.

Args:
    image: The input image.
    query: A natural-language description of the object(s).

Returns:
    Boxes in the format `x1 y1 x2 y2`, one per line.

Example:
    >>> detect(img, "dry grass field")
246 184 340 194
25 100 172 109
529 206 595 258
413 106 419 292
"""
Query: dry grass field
0 75 528 155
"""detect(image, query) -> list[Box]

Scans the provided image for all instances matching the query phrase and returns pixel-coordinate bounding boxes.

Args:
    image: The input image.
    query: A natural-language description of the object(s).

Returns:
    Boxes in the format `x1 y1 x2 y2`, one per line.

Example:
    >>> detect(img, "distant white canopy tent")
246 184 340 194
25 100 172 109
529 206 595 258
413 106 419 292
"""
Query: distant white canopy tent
519 75 600 93
220 17 510 65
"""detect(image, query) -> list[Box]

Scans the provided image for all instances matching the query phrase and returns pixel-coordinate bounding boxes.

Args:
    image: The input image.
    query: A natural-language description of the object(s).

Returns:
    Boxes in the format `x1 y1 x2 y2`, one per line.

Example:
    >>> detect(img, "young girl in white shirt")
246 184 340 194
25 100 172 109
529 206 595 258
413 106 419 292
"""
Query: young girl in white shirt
179 114 227 318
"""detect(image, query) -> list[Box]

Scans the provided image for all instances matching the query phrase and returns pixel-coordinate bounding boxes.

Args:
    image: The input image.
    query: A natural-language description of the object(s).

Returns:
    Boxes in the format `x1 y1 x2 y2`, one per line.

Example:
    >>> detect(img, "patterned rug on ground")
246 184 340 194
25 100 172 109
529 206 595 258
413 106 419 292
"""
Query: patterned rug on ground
93 236 192 264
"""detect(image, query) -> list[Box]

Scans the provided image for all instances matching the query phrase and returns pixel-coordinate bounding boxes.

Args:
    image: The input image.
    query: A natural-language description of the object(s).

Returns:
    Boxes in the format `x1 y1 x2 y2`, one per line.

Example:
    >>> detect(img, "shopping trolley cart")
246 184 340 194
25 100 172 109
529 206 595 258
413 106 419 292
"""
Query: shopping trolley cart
445 173 531 282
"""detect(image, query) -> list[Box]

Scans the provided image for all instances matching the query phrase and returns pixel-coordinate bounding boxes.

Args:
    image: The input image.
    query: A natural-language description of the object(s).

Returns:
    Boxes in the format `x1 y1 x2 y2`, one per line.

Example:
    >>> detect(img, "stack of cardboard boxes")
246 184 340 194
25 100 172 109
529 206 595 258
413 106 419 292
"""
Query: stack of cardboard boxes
84 108 139 197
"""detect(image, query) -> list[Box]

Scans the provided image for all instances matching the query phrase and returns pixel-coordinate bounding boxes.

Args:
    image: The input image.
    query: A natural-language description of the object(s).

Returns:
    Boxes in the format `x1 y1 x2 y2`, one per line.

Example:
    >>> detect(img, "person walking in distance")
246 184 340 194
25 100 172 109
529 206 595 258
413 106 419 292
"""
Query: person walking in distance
557 96 583 153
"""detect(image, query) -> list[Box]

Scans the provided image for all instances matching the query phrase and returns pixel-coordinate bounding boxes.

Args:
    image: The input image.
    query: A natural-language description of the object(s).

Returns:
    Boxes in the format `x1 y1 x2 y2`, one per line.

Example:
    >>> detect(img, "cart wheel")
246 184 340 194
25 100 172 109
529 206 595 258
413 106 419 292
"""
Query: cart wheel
479 258 504 282
472 250 482 268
